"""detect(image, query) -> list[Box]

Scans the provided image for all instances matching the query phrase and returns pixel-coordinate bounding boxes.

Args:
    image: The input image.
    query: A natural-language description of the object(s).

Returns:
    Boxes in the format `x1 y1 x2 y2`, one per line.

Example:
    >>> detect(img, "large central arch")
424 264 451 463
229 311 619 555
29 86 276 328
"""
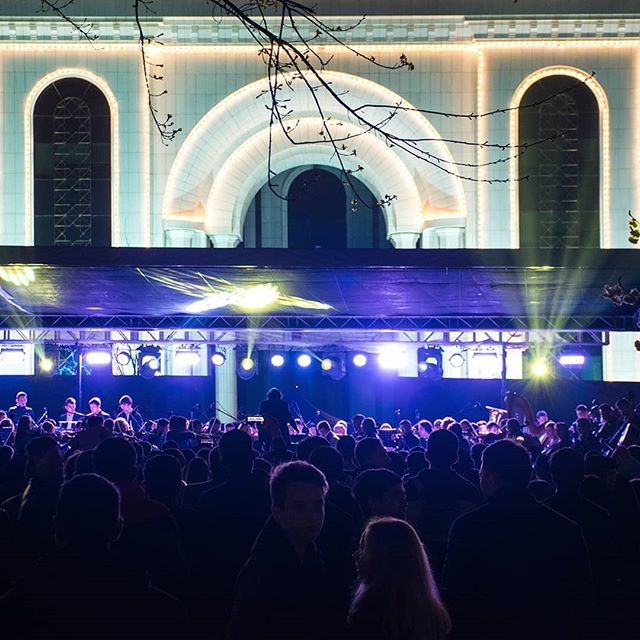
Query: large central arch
163 71 467 248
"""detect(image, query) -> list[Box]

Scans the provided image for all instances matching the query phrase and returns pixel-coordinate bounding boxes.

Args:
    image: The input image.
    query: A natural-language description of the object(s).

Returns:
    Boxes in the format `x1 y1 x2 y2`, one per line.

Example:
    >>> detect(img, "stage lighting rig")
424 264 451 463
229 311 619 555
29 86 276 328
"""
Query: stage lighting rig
297 353 312 368
138 345 162 379
211 349 226 366
270 353 285 367
84 348 112 366
321 350 346 381
352 353 367 367
418 346 443 381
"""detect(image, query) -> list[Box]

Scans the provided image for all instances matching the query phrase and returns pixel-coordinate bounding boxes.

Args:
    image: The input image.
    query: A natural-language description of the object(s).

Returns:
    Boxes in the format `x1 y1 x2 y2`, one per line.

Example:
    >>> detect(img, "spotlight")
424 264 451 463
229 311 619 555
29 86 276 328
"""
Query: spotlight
115 350 132 366
211 350 226 366
175 349 201 366
39 357 54 373
378 345 408 371
418 346 443 381
321 351 346 380
138 345 162 379
321 358 334 372
297 353 312 368
449 352 465 368
352 353 367 367
531 359 549 378
270 354 285 368
237 353 257 380
85 350 112 366
0 347 26 364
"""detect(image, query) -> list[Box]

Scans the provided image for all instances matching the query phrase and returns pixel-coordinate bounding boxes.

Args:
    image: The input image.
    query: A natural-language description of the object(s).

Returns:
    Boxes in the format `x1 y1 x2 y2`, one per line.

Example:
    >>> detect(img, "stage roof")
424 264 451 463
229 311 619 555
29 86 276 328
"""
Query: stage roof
0 248 637 334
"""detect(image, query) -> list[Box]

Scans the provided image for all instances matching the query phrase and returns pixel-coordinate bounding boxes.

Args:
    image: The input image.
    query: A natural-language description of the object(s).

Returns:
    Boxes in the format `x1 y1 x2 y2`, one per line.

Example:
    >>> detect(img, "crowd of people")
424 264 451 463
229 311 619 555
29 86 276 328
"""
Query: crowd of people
0 387 639 639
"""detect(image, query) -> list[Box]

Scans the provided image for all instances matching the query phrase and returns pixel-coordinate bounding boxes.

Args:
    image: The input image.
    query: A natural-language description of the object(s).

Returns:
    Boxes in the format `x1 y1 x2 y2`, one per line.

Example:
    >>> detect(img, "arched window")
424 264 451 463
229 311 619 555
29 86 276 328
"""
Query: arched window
243 167 390 249
33 78 111 246
519 76 600 249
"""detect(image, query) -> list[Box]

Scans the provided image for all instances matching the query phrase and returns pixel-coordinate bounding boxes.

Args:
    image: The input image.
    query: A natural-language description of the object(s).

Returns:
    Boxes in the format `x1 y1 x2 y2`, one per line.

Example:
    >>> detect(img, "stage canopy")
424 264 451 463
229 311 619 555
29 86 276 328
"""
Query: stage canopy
0 248 637 342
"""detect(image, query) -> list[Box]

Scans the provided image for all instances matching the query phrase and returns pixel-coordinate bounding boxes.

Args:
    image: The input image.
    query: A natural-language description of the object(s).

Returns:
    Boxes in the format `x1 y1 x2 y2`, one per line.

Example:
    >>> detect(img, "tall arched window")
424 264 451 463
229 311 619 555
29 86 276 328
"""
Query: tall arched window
519 76 600 249
33 78 111 246
243 167 390 249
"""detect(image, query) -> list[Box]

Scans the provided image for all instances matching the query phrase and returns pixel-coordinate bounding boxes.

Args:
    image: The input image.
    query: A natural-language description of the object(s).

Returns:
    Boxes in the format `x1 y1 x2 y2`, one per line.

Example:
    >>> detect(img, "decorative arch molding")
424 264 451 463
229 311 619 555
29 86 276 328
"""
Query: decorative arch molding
206 117 422 243
24 68 120 246
163 71 467 246
509 66 610 248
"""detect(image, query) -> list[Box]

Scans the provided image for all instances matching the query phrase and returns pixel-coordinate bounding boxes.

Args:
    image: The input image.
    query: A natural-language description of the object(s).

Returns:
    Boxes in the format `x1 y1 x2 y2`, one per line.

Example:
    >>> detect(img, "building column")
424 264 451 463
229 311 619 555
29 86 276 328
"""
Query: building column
435 227 465 248
164 228 208 247
389 232 420 249
215 346 238 423
209 233 242 248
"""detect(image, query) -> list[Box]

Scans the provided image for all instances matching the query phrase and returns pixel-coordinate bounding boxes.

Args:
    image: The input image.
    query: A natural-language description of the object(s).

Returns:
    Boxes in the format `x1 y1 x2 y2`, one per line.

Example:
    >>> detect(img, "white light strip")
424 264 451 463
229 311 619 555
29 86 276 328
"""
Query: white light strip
476 48 487 248
509 66 611 249
24 68 120 247
141 55 152 247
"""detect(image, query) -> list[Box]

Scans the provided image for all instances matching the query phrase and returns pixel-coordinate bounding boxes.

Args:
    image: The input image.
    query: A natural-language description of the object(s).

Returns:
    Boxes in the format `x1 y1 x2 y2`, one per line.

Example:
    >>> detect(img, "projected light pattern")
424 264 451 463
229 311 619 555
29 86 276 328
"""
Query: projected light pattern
0 266 36 288
137 268 332 314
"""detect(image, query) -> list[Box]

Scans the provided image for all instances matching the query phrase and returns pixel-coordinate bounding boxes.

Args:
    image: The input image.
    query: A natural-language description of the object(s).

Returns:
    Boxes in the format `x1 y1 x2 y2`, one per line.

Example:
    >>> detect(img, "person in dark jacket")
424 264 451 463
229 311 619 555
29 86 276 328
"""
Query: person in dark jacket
444 440 594 640
258 387 296 447
0 473 185 640
227 461 331 640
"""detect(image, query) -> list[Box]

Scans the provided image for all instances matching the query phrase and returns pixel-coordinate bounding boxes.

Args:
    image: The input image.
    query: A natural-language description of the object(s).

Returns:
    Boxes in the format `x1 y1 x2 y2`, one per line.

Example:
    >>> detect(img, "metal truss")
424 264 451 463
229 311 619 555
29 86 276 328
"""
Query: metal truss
0 313 632 336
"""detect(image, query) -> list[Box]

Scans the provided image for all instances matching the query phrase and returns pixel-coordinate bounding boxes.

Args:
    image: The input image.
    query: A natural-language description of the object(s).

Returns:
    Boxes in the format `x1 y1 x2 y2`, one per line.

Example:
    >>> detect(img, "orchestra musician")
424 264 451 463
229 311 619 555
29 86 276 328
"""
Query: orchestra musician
87 397 110 420
7 391 35 423
115 395 144 433
59 397 85 430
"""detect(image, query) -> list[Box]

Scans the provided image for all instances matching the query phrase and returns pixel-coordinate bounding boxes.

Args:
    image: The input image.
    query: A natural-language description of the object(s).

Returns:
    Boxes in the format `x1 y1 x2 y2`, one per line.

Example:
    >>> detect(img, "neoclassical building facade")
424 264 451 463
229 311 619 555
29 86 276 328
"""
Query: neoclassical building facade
1 0 639 381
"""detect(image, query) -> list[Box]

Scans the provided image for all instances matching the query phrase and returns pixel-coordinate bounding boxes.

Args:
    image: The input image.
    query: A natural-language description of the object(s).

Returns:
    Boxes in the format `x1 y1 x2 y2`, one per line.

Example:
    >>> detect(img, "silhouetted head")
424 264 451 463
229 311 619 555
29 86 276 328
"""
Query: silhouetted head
309 446 343 483
144 454 182 503
336 435 356 460
480 440 531 498
295 436 329 462
353 468 406 519
426 429 459 469
94 437 137 484
267 387 282 400
550 447 584 493
55 473 122 548
219 428 254 474
270 461 327 550
26 436 63 483
355 438 389 469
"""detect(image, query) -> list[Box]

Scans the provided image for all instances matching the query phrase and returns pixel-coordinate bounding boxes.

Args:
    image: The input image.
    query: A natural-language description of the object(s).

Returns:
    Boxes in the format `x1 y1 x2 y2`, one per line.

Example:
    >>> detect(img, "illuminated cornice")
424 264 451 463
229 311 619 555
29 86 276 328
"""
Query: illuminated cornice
2 16 640 46
509 66 611 249
24 68 120 246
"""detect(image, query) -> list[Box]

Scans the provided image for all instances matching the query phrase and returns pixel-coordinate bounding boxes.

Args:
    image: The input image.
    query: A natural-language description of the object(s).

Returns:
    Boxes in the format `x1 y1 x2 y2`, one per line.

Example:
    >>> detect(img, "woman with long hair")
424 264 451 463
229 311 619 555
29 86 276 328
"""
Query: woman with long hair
348 517 451 640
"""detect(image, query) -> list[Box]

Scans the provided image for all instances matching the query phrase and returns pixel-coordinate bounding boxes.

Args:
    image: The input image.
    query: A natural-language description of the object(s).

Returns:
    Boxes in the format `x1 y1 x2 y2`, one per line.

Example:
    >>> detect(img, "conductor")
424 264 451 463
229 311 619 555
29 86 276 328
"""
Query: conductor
259 387 296 447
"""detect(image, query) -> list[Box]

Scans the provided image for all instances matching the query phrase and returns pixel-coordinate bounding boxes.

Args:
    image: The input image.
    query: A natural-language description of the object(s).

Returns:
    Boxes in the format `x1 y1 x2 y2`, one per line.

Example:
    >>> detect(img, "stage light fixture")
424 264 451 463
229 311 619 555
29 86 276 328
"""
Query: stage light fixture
237 353 257 380
378 345 408 371
557 347 587 368
39 356 54 373
0 347 26 364
418 346 443 381
138 345 162 379
352 353 367 367
84 350 112 366
175 349 201 366
321 351 346 381
115 350 132 366
531 359 549 378
270 354 285 368
449 352 465 368
297 353 312 368
321 358 334 371
211 350 226 366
